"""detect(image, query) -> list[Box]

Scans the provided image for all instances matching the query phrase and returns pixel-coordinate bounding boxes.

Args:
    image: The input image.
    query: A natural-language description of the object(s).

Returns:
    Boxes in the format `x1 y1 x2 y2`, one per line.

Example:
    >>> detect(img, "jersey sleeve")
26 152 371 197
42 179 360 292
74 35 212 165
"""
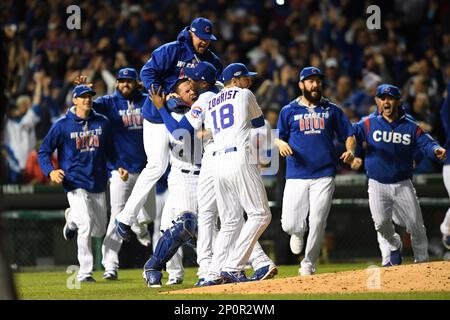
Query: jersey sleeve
352 118 368 157
38 122 62 177
440 82 450 135
140 44 177 93
277 106 290 141
93 97 108 117
185 94 211 130
332 106 354 142
415 126 441 161
245 89 263 120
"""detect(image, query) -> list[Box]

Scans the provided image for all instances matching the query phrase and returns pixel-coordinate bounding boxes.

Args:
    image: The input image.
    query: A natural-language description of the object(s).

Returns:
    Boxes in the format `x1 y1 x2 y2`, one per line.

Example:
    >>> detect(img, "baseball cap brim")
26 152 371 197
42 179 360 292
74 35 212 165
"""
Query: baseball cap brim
376 92 400 99
75 88 96 97
242 71 257 77
301 73 325 81
117 75 137 80
194 32 217 41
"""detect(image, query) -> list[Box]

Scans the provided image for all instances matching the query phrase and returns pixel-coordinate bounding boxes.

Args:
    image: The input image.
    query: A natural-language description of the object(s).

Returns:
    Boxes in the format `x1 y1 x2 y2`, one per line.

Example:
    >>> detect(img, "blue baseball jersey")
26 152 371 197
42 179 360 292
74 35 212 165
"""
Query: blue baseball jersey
440 82 450 165
277 98 354 179
353 109 441 183
94 90 147 174
140 27 222 123
38 107 116 193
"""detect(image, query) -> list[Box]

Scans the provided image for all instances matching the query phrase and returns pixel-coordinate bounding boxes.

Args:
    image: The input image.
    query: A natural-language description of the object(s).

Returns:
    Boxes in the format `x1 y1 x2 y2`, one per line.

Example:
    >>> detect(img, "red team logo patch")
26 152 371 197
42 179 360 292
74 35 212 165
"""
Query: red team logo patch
191 106 202 118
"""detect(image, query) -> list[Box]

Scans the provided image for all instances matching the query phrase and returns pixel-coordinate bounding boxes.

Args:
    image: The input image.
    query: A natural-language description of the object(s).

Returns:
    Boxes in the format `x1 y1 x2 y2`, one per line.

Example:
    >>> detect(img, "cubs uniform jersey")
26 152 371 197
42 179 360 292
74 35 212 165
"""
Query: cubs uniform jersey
94 90 147 174
277 98 354 179
353 110 441 183
38 107 116 193
440 83 450 165
204 87 263 152
140 27 222 123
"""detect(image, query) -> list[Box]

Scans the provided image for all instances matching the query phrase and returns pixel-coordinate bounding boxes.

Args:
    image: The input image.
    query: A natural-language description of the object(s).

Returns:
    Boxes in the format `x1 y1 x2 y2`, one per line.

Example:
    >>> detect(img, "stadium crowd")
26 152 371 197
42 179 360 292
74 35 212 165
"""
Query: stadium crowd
2 0 450 182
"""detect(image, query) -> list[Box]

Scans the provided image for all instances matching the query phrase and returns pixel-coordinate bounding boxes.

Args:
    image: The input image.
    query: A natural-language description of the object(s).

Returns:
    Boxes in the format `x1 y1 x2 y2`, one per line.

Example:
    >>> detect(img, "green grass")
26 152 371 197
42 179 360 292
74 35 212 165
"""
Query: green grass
14 263 450 300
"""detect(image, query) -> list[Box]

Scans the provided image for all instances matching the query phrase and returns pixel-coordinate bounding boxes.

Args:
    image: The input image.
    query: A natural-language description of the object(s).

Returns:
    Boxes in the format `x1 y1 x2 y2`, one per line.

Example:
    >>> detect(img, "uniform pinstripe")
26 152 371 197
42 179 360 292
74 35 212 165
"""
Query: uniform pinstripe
102 171 155 273
204 87 271 279
281 177 335 273
66 189 107 280
441 165 450 236
116 120 169 226
368 178 428 262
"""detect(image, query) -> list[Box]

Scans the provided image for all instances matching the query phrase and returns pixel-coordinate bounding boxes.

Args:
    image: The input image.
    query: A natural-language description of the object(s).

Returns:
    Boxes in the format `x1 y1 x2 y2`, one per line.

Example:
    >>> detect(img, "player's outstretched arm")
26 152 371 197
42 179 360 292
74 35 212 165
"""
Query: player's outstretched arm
340 135 356 164
434 147 447 160
275 138 293 157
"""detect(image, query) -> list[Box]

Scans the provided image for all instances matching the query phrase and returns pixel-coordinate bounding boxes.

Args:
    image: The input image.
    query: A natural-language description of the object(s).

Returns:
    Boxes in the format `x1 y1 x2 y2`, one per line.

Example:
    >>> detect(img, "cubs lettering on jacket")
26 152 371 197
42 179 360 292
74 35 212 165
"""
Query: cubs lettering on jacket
372 130 411 145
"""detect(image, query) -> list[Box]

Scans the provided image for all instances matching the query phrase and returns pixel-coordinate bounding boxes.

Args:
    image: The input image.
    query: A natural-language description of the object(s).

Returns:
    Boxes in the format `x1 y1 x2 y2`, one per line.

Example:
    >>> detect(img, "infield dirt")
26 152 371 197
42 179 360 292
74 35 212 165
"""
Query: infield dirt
167 261 450 295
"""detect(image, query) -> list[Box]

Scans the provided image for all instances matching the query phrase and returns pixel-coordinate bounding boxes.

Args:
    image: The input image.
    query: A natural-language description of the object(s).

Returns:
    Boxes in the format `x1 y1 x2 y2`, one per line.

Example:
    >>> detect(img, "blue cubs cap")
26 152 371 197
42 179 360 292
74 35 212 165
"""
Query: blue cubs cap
117 68 138 80
190 17 217 41
221 63 257 82
299 66 325 81
72 85 96 98
376 84 401 99
184 61 217 83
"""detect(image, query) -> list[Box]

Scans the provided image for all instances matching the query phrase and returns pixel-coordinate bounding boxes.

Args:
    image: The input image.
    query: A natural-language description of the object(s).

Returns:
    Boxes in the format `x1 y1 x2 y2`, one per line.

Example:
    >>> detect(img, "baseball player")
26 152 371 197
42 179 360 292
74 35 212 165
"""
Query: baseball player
153 62 277 285
38 85 128 282
115 17 223 241
439 82 450 250
203 63 272 284
276 66 356 276
79 68 156 281
349 84 446 266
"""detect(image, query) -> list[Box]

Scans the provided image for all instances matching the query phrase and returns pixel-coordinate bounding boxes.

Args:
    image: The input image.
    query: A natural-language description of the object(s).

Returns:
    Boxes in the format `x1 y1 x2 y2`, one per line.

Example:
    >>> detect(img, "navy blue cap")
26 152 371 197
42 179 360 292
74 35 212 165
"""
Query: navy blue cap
376 84 401 99
221 63 257 82
117 68 138 80
184 61 217 83
190 17 217 41
72 85 96 98
299 66 325 81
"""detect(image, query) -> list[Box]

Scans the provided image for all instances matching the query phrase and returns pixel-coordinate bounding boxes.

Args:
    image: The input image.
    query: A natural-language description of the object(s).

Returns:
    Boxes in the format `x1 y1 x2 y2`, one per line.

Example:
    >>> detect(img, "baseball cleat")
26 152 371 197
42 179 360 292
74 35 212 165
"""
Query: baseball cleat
143 269 162 288
63 208 77 241
166 278 183 285
194 278 205 287
103 270 118 280
221 271 249 283
202 278 225 286
383 249 402 267
250 265 278 281
443 235 450 250
299 266 315 276
115 219 132 242
290 234 304 255
79 276 96 283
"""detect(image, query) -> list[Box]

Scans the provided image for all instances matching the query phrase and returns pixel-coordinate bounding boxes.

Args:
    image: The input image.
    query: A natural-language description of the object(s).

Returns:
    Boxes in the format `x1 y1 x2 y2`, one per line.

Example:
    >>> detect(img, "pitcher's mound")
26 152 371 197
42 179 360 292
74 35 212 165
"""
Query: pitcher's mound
168 261 450 295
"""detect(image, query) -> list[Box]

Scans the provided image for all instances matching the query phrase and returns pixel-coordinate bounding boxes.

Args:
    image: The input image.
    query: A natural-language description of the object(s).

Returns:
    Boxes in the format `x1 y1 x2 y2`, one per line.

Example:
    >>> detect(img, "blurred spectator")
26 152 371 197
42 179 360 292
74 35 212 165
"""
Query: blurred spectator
3 71 44 182
3 0 450 180
25 140 58 184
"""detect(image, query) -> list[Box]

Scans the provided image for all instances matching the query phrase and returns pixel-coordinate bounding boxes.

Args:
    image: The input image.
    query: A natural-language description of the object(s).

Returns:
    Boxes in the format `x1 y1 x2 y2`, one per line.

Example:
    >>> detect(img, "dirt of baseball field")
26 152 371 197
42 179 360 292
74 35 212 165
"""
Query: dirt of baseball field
168 261 450 295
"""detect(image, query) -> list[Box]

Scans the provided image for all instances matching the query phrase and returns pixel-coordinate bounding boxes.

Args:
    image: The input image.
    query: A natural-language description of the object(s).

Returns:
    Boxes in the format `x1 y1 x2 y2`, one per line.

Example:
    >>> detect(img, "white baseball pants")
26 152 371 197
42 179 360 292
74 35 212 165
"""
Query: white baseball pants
152 189 169 252
66 189 107 281
160 168 199 280
208 151 271 278
281 176 335 273
116 120 169 226
102 171 156 273
368 178 428 263
441 165 450 236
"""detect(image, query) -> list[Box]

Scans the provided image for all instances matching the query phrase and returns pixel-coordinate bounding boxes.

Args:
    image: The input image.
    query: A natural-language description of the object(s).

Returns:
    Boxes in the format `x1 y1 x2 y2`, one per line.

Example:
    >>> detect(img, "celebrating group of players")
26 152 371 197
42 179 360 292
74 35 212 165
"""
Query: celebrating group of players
37 17 450 287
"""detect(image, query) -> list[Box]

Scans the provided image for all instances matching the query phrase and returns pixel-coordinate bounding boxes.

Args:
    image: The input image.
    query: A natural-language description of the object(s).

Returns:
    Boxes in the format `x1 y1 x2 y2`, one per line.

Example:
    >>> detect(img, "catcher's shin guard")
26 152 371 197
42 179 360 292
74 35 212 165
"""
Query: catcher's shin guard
144 211 197 271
